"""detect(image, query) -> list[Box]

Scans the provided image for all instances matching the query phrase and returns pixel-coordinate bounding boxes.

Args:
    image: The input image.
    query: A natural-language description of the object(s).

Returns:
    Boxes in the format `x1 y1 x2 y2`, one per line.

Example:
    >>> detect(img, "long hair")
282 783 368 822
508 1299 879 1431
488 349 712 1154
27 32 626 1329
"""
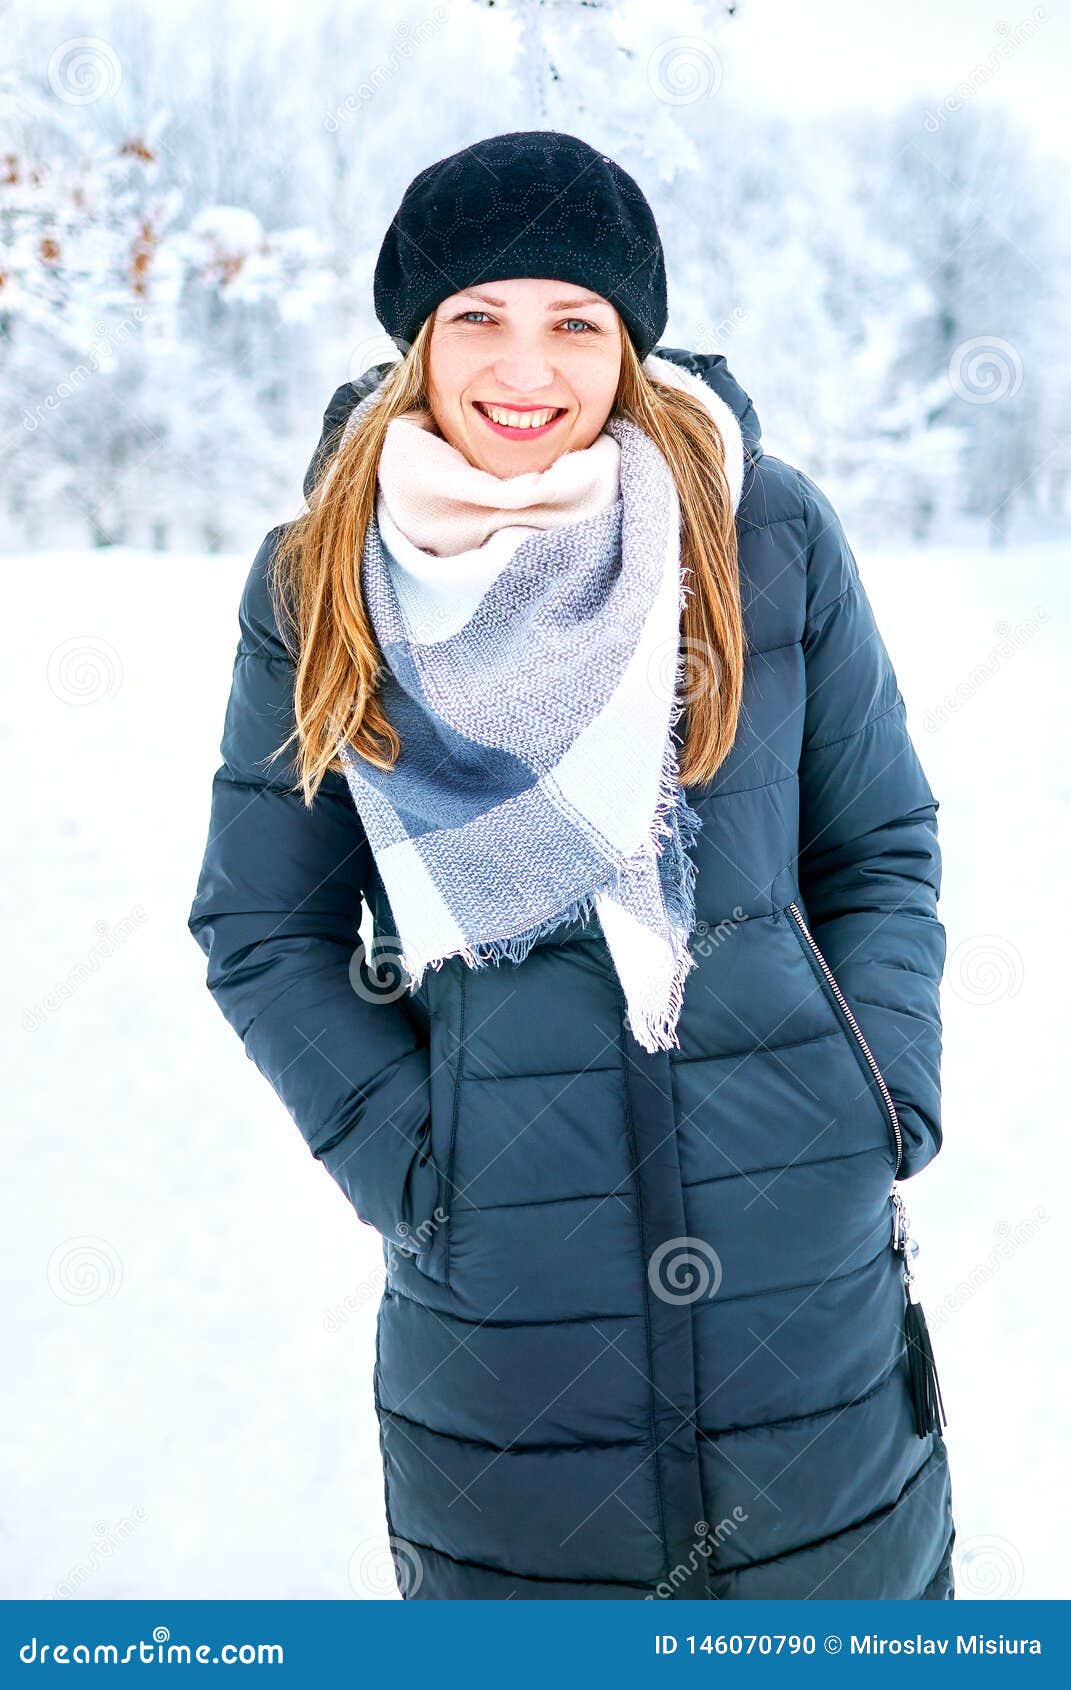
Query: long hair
268 314 744 805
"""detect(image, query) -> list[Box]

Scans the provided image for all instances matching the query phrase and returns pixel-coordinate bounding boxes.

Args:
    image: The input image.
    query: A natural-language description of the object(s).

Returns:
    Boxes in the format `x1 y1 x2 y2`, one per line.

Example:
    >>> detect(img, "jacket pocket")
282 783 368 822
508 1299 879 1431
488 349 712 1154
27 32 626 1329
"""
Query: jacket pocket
784 900 903 1180
785 902 949 1440
388 968 463 1288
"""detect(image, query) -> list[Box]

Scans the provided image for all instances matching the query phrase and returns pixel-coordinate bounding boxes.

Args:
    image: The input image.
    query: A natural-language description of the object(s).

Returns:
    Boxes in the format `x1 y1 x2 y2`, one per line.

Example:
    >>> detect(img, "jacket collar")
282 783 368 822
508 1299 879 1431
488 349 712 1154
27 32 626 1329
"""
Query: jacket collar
643 351 746 515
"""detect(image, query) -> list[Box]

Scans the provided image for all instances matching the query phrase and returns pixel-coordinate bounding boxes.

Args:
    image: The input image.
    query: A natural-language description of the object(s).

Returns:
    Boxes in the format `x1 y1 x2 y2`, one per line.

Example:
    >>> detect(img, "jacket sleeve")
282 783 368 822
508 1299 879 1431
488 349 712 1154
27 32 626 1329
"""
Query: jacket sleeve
187 525 442 1252
795 471 946 1180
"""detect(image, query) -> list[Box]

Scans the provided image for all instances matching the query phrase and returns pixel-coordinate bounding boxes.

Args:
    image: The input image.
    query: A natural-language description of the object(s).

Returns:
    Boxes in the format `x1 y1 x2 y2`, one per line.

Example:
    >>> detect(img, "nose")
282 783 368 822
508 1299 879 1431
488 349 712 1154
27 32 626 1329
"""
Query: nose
491 344 556 397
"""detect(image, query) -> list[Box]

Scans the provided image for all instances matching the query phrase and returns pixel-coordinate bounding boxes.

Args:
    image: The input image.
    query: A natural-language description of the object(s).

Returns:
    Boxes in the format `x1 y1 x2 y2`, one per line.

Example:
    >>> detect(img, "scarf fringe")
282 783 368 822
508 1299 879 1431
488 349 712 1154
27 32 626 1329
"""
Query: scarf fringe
648 556 706 944
401 882 607 990
401 767 706 1017
618 757 703 1052
621 931 698 1053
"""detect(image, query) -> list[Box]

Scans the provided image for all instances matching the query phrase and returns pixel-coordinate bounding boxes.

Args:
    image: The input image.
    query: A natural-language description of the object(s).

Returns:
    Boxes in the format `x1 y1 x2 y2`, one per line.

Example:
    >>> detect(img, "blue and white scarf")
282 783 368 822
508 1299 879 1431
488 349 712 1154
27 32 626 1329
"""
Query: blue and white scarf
334 354 744 1052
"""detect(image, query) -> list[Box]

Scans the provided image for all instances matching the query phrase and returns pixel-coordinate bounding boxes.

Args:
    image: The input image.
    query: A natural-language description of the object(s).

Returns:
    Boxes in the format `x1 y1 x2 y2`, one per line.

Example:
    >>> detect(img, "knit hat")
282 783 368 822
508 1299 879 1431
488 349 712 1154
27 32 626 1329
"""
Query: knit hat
373 130 668 360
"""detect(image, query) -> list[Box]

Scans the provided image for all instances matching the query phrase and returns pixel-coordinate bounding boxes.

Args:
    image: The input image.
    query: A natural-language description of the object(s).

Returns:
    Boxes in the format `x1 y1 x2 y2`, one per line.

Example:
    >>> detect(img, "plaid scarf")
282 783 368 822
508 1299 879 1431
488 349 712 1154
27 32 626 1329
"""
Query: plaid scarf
336 356 743 1052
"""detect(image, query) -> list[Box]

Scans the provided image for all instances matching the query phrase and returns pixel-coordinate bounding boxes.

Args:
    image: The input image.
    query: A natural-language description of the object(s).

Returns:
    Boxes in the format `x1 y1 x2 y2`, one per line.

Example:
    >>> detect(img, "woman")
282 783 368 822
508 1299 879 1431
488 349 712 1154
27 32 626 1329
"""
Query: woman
189 131 955 1600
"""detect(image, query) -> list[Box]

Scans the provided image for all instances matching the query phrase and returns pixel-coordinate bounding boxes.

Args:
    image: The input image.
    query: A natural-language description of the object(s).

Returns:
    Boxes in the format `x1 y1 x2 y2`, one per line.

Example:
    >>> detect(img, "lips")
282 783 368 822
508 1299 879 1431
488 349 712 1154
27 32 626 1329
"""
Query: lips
473 401 567 441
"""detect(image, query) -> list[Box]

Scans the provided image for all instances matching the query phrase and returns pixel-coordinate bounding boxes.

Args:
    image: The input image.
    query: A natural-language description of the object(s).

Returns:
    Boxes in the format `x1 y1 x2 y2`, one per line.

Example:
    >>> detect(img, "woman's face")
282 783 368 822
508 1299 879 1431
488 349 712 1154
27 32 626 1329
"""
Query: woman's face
425 277 624 476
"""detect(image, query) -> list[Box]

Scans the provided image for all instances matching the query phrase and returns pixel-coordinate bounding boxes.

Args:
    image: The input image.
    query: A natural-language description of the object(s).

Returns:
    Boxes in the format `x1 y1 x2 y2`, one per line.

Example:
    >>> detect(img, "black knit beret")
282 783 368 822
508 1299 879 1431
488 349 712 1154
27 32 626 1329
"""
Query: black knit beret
373 130 668 360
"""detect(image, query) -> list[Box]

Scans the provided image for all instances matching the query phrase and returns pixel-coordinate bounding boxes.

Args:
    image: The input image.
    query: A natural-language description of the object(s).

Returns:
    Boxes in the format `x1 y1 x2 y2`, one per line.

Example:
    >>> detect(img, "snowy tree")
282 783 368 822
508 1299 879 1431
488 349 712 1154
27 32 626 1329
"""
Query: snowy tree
0 0 1065 551
862 100 1067 546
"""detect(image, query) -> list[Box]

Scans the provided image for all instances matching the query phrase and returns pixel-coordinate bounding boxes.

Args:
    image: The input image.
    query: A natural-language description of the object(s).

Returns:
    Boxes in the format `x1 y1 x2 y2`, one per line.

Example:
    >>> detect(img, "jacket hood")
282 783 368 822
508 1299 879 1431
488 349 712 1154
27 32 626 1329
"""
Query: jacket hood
302 344 762 506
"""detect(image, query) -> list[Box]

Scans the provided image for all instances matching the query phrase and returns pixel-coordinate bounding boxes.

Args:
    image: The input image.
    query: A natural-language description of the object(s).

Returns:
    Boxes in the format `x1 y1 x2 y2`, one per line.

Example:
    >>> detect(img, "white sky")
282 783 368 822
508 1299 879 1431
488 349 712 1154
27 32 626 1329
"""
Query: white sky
724 0 1069 163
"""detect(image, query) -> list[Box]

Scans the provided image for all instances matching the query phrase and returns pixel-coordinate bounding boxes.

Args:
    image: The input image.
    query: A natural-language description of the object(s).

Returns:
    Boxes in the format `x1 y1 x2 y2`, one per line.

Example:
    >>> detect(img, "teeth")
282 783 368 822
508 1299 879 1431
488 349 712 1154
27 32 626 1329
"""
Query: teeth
480 404 560 429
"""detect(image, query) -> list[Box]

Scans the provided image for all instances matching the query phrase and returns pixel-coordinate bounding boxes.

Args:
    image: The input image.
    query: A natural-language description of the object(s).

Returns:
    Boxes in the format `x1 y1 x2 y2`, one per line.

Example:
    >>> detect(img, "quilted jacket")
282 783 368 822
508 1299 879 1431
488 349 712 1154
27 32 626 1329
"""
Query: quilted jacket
188 347 956 1600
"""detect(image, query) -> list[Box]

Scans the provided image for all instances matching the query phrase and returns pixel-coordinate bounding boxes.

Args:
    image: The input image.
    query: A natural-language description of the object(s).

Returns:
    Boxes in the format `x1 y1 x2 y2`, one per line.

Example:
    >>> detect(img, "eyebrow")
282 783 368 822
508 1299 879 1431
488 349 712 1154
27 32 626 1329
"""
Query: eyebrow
448 290 613 312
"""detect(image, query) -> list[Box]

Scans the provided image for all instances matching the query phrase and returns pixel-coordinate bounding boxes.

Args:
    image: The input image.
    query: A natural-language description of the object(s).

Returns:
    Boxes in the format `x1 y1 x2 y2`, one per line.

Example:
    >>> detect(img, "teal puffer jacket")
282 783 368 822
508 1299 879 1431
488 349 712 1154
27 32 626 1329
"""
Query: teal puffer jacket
189 347 955 1599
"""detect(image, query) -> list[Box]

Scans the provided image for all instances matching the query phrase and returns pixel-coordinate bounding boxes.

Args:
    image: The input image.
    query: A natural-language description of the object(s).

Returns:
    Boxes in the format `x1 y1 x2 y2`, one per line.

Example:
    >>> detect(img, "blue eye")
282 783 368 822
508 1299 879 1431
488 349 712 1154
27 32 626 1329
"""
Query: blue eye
453 311 598 333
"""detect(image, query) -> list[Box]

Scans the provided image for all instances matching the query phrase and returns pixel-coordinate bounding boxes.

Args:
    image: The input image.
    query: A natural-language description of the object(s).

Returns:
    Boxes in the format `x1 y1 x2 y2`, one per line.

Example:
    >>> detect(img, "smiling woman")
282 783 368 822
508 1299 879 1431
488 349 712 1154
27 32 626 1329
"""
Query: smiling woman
426 280 624 472
189 129 955 1601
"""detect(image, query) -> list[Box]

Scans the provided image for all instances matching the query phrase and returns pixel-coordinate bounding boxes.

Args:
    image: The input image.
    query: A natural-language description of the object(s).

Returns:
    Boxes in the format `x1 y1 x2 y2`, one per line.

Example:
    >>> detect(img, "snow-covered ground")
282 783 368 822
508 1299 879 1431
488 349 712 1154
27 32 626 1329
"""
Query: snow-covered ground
3 536 1067 1599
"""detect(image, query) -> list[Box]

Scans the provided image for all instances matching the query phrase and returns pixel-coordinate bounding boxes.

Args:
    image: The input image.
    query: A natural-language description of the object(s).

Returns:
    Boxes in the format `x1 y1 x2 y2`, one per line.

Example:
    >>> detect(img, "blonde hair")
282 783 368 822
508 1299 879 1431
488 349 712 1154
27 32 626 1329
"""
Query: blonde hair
269 315 743 804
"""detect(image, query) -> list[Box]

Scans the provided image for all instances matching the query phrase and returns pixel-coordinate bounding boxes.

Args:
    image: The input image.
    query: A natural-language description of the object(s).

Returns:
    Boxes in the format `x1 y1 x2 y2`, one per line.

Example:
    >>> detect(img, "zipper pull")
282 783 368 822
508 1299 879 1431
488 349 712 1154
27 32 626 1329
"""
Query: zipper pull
885 1189 918 1291
890 1187 920 1269
890 1186 908 1253
891 1188 902 1252
890 1186 947 1437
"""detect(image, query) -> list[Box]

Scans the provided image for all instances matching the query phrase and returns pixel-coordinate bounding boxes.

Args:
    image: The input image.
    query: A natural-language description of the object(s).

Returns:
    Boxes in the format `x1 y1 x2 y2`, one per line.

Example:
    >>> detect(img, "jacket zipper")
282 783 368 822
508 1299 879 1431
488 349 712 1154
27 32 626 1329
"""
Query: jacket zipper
787 901 903 1182
787 904 946 1436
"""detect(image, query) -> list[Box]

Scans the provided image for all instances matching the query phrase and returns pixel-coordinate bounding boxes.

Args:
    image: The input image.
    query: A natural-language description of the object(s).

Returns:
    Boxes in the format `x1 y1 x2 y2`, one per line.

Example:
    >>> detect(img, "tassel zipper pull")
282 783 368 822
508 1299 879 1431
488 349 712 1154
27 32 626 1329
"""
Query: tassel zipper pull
890 1187 948 1440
